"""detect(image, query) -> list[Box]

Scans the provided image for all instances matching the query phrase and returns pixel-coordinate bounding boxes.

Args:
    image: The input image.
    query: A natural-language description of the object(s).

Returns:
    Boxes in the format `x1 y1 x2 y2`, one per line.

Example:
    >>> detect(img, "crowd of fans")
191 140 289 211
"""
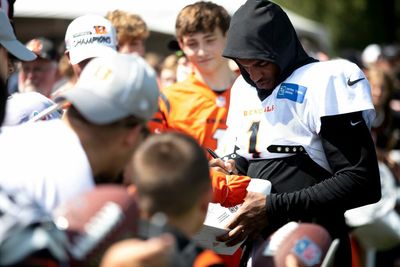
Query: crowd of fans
0 0 399 266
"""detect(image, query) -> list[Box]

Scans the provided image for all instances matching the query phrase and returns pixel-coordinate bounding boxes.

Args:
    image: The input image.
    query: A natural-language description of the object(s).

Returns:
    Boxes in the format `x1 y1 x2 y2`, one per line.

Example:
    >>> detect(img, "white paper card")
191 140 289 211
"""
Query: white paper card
193 178 272 255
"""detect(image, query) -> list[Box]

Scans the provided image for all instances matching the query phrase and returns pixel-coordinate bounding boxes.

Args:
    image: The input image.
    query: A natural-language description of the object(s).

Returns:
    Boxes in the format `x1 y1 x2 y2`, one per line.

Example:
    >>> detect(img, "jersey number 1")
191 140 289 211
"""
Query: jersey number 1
249 121 260 158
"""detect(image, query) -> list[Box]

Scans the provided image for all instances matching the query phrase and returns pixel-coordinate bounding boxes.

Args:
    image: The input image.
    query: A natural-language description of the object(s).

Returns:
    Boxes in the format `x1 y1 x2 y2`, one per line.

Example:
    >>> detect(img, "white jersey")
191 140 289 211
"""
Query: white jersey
0 120 94 212
218 59 375 172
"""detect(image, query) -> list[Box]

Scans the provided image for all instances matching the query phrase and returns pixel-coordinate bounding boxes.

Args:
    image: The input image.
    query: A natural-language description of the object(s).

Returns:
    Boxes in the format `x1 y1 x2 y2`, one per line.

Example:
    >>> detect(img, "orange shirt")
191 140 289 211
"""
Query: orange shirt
193 249 226 267
149 74 230 151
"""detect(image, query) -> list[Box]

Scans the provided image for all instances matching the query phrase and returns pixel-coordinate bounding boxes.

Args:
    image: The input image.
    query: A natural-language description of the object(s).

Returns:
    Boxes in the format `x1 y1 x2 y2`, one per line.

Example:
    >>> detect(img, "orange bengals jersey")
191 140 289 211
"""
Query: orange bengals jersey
148 74 231 151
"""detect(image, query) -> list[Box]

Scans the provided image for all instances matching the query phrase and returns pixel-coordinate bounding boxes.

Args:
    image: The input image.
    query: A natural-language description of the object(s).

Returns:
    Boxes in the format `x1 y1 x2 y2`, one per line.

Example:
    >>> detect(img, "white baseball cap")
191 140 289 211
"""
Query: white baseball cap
0 10 36 61
65 14 117 65
56 53 159 124
361 44 381 67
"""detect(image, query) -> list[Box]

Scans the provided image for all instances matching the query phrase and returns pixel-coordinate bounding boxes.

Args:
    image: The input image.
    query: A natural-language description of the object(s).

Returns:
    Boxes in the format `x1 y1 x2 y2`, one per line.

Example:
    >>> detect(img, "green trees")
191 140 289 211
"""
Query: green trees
274 0 399 54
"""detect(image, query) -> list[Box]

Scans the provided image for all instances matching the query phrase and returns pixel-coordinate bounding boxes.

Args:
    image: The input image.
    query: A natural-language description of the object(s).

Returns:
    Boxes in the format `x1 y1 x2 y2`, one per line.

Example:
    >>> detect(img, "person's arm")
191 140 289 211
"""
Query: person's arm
267 111 381 224
218 111 381 245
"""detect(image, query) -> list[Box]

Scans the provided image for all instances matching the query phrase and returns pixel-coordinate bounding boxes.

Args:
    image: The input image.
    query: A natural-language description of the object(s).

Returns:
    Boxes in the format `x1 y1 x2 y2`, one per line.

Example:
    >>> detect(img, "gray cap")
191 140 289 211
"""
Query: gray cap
0 10 36 61
57 53 159 124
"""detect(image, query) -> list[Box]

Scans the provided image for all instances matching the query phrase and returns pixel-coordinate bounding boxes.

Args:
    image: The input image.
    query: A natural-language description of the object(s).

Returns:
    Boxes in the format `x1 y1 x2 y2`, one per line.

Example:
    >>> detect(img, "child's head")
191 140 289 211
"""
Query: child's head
175 1 230 42
133 132 211 234
106 10 149 56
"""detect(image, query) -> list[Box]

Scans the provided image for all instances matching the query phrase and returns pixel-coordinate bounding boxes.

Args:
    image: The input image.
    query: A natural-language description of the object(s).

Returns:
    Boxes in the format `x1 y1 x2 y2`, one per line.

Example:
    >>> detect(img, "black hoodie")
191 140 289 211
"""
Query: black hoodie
221 1 381 266
223 0 317 100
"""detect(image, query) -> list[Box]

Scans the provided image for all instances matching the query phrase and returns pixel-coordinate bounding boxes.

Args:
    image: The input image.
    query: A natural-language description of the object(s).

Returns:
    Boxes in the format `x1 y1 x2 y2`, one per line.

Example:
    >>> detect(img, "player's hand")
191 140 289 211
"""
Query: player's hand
217 191 268 246
209 158 238 175
100 234 175 267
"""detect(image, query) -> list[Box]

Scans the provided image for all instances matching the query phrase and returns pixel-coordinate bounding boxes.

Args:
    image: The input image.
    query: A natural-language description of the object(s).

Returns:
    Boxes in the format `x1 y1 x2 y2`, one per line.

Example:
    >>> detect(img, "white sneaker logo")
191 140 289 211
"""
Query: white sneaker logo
350 120 362 126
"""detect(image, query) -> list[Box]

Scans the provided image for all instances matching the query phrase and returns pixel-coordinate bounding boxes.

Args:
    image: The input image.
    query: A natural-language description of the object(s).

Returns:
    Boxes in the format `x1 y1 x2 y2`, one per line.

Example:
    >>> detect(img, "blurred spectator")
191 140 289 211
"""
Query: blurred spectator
379 45 400 119
0 53 159 213
51 53 78 98
0 6 68 267
115 132 250 267
144 52 163 76
64 14 117 78
132 132 226 266
346 66 400 264
159 53 179 88
52 14 118 98
150 1 238 153
367 67 400 160
345 161 400 267
361 43 400 77
361 43 382 69
377 44 400 75
0 10 36 81
106 9 149 56
16 37 59 98
361 43 400 126
0 4 36 152
166 39 192 82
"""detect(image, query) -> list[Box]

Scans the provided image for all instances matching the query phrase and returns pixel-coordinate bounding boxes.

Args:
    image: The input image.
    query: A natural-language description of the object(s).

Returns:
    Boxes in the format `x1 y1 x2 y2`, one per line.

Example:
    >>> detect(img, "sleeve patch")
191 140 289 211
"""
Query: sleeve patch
277 83 307 103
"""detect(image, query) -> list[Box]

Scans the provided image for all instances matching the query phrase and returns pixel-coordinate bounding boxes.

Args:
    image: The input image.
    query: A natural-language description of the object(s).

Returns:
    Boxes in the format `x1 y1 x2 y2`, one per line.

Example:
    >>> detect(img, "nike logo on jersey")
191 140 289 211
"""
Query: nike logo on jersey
347 77 365 86
350 120 362 126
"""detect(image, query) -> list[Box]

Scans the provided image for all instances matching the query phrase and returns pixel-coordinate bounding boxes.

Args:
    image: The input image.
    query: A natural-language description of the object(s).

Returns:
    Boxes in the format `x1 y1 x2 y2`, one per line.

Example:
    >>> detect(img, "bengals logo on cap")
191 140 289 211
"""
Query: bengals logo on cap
93 25 107 34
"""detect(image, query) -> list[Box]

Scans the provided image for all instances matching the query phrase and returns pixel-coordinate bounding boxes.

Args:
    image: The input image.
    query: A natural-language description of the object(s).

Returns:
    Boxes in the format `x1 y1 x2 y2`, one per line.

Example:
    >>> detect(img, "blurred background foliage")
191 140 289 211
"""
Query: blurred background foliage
274 0 399 56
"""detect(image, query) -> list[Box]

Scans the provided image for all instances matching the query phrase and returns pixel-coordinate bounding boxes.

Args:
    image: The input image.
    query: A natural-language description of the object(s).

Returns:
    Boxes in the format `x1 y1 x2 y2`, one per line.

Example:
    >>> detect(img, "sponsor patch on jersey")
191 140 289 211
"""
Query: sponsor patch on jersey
277 83 307 103
292 237 322 266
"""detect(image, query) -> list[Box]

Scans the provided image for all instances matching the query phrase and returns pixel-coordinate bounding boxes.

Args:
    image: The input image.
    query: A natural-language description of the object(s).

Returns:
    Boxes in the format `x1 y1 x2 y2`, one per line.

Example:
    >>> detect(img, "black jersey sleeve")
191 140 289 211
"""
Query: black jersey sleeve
266 111 381 228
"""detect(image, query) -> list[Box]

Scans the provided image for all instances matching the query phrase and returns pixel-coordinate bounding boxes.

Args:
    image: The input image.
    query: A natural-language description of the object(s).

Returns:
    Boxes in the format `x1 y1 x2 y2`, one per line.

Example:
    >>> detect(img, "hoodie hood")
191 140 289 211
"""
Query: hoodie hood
223 0 317 99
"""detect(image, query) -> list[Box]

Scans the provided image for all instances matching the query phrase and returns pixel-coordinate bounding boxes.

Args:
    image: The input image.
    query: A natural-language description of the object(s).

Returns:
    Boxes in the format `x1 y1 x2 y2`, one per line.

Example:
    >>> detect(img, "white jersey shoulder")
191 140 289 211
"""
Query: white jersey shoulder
0 120 94 212
218 59 375 172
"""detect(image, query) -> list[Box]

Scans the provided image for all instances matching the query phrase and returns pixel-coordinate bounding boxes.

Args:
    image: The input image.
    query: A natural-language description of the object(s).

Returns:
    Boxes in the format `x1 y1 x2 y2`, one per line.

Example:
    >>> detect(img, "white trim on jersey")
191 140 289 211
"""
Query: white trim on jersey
217 59 375 172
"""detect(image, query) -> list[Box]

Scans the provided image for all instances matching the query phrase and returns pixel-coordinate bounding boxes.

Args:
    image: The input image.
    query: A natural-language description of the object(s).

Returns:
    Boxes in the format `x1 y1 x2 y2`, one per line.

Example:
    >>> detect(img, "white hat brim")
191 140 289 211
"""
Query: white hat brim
68 45 116 65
